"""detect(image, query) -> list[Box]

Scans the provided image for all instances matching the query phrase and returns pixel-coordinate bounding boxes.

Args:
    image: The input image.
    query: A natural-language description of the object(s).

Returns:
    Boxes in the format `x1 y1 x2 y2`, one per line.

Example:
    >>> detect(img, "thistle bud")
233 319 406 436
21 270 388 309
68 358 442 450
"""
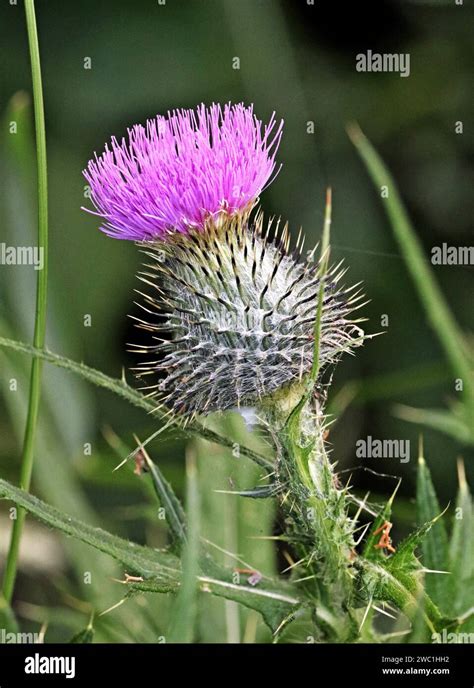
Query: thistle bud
132 214 364 418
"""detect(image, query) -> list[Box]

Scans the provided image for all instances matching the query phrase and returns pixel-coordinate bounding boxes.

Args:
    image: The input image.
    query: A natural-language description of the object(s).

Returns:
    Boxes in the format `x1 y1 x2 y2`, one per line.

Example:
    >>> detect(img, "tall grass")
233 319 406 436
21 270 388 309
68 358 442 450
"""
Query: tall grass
2 0 48 605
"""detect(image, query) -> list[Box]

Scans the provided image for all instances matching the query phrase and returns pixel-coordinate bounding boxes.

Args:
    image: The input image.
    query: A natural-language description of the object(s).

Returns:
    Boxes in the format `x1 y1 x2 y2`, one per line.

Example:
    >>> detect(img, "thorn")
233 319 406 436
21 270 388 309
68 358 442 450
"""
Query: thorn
99 598 126 617
420 568 451 575
372 604 397 620
112 455 129 473
359 596 373 632
282 550 296 569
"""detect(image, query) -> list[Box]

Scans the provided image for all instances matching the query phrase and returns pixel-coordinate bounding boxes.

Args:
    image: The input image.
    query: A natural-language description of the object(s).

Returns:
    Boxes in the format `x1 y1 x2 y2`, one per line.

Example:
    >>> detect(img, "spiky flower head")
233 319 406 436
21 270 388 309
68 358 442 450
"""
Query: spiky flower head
84 102 364 418
132 214 364 418
83 103 283 240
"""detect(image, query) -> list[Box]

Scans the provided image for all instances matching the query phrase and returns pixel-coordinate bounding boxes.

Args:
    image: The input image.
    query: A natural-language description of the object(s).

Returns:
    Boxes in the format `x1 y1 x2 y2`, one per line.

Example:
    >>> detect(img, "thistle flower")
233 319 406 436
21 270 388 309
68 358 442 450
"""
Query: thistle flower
83 103 283 240
85 102 364 419
132 213 364 418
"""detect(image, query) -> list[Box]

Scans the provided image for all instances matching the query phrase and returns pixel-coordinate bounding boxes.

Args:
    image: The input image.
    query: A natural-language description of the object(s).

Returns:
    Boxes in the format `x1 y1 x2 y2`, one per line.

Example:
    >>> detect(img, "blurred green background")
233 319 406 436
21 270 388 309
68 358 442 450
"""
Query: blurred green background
0 0 473 642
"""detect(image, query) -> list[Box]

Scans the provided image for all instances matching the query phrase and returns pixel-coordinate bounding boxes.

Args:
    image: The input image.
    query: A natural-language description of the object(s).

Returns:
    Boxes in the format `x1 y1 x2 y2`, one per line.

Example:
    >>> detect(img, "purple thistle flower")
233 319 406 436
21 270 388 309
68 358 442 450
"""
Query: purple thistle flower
83 103 283 241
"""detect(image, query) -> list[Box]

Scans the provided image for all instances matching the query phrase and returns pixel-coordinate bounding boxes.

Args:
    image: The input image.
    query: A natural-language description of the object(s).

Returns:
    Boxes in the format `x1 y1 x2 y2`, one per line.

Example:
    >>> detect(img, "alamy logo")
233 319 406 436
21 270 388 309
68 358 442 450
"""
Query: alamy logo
0 243 44 270
24 653 76 679
356 435 410 463
356 50 410 77
432 629 474 644
0 629 42 643
431 243 474 265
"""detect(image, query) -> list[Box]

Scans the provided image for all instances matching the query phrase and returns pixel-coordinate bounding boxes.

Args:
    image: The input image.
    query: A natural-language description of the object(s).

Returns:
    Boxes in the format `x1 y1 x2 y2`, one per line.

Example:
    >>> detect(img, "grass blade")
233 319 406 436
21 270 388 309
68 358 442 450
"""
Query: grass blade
2 0 49 604
395 403 473 445
168 446 200 642
348 124 474 425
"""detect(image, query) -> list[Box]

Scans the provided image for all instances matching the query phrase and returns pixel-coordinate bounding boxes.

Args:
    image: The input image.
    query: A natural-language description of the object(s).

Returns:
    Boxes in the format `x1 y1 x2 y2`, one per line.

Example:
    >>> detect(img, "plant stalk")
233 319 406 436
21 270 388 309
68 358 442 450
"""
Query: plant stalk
2 0 48 603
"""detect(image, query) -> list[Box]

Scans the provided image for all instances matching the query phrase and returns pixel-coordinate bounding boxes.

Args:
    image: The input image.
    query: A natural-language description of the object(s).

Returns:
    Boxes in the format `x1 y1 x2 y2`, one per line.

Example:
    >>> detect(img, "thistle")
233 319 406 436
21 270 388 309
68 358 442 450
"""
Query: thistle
81 102 371 639
1 0 468 647
84 103 363 421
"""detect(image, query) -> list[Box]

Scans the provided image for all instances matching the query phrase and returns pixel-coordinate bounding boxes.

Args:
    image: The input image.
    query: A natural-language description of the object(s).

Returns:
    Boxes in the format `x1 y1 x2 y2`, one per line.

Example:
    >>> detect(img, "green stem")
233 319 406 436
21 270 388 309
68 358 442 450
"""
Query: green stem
2 0 48 603
318 187 332 274
311 187 332 382
283 188 333 429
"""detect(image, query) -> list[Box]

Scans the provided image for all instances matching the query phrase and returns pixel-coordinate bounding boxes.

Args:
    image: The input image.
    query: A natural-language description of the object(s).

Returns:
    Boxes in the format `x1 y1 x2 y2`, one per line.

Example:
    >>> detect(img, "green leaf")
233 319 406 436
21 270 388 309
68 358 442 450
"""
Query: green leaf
195 576 300 634
449 460 474 616
0 478 299 633
138 440 187 551
0 336 272 470
387 516 444 577
168 449 200 643
0 478 181 589
125 573 300 635
358 558 445 634
416 452 452 613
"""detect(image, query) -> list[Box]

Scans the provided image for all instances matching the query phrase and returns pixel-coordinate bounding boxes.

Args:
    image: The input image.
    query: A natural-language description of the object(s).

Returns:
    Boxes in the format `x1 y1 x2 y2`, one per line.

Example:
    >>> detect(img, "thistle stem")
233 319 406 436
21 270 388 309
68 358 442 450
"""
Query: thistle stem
276 401 355 641
2 0 48 603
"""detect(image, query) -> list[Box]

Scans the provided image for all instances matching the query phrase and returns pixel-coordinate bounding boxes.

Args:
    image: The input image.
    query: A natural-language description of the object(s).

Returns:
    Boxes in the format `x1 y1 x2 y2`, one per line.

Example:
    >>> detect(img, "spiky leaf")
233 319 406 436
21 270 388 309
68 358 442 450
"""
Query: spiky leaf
416 455 452 613
0 478 181 588
0 336 272 470
449 461 474 616
357 559 444 633
0 478 299 633
387 517 441 578
140 446 187 551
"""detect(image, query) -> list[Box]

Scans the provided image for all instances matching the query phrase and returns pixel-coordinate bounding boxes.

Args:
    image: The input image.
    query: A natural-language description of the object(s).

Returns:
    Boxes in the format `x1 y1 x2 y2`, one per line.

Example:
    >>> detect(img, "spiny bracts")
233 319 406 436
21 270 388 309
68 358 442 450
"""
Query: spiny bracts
131 213 365 419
